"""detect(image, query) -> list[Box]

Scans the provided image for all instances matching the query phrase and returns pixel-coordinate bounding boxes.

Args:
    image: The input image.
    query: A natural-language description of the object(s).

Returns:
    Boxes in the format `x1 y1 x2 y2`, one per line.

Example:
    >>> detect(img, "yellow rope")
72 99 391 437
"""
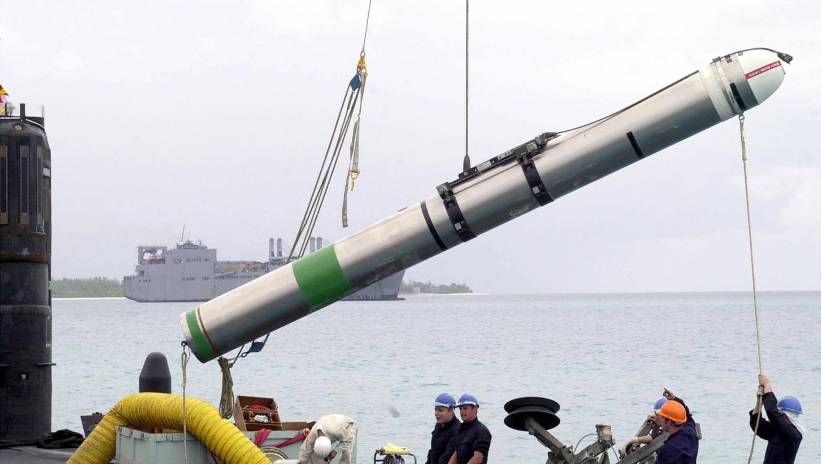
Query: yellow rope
739 114 765 464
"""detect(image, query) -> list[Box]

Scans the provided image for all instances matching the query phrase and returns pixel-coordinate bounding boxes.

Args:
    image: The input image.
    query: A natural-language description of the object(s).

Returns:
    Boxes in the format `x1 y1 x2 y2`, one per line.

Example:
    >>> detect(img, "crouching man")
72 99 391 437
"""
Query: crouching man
299 414 357 464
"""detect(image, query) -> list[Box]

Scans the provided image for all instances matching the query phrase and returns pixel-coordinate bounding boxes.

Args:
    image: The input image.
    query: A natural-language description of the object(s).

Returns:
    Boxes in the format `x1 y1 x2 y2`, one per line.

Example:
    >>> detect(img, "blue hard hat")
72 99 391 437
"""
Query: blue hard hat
456 393 479 408
434 393 457 408
653 398 668 412
777 396 803 415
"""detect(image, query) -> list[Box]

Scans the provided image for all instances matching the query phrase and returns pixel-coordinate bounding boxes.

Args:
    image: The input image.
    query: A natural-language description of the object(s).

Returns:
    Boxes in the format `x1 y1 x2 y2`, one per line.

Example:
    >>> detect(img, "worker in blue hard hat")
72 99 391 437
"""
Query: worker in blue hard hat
750 374 803 464
426 393 460 464
445 393 491 464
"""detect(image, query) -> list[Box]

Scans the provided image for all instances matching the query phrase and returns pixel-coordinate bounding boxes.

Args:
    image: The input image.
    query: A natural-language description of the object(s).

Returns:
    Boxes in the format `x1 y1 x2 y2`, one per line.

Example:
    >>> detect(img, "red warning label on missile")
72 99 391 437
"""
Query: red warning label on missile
745 61 782 79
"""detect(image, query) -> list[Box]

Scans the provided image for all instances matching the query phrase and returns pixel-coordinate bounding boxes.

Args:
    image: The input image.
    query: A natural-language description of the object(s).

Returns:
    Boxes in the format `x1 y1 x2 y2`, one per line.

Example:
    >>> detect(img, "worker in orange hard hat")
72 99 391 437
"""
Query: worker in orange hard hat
624 388 699 463
653 389 698 464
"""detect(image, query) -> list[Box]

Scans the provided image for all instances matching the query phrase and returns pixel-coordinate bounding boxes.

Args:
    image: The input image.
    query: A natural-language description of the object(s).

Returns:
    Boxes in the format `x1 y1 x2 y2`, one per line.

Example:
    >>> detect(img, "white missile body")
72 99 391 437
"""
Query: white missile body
182 49 789 362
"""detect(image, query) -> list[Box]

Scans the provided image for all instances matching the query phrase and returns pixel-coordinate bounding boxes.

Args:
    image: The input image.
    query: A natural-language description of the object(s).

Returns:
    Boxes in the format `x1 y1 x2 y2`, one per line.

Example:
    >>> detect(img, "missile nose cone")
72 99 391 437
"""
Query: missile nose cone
737 49 790 106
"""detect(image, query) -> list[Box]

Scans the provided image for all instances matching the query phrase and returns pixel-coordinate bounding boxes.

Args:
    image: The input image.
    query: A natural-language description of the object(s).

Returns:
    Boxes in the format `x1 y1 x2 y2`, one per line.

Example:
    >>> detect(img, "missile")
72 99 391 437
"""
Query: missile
182 48 791 362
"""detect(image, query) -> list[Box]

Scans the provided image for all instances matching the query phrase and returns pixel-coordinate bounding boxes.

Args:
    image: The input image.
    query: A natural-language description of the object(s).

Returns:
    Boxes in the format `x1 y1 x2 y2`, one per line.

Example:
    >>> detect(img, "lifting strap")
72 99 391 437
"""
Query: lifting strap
437 182 476 242
343 55 368 227
517 139 553 206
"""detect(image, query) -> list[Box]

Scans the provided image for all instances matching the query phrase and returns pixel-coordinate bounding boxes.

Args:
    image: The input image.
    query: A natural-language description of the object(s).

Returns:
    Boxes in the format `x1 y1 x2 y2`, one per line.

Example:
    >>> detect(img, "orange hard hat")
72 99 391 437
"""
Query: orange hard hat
657 400 687 424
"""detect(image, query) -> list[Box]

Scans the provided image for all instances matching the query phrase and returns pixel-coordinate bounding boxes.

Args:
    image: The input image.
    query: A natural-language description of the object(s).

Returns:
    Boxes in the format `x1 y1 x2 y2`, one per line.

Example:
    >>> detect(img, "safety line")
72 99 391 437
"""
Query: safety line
739 114 764 464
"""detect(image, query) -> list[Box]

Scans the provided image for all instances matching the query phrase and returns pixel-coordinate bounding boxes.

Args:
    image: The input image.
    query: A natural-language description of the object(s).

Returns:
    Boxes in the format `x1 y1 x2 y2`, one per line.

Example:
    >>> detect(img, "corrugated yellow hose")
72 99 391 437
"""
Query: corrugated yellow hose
68 392 269 464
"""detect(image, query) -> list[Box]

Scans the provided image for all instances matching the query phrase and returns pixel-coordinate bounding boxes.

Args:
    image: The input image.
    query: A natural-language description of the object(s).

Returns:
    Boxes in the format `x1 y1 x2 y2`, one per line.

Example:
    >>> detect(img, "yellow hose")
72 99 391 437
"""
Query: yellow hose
68 392 269 464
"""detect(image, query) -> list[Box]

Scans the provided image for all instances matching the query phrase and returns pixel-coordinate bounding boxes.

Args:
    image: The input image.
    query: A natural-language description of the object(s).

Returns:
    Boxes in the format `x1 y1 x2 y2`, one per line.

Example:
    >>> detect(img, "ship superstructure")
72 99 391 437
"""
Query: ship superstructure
123 237 403 302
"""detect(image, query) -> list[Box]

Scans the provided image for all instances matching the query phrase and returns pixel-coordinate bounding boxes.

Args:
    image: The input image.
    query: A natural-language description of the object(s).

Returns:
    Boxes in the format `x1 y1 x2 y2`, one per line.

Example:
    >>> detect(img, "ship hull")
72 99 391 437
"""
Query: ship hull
123 242 404 303
123 268 404 303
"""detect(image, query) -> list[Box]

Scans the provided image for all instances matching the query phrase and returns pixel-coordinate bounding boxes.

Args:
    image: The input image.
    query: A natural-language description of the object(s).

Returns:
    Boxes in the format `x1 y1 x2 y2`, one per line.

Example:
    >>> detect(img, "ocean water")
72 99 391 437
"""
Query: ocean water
52 293 820 462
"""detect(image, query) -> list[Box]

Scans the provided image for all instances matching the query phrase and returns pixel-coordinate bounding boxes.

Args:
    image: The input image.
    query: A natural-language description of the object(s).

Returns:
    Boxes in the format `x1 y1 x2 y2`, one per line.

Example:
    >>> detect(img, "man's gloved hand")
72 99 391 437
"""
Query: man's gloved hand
759 374 773 394
619 439 634 457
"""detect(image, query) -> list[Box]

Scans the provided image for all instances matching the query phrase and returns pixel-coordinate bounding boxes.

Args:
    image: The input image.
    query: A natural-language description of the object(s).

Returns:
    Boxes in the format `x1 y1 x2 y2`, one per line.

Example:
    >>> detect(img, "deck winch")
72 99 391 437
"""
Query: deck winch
505 396 673 464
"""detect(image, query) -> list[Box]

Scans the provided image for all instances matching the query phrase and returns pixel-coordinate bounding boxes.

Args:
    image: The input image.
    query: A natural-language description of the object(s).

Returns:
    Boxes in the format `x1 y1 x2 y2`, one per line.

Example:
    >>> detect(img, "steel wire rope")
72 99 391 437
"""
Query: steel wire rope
360 0 373 55
287 84 354 262
551 48 790 140
552 71 699 137
464 0 470 171
288 0 374 261
573 432 597 453
297 89 361 258
303 108 359 243
294 88 355 259
221 0 374 371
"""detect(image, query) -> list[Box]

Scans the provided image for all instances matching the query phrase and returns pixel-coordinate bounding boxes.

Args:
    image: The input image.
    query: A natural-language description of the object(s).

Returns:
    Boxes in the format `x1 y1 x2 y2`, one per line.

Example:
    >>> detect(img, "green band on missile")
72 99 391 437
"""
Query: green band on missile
292 245 354 309
185 309 217 361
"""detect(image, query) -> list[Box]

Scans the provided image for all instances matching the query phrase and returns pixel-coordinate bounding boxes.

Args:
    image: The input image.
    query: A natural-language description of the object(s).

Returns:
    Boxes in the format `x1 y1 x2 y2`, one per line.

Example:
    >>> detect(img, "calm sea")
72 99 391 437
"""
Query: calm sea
52 293 820 462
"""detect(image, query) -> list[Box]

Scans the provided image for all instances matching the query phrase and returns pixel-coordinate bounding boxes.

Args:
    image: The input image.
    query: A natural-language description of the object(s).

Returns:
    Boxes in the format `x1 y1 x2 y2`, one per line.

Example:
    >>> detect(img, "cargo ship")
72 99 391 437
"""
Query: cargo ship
122 237 404 302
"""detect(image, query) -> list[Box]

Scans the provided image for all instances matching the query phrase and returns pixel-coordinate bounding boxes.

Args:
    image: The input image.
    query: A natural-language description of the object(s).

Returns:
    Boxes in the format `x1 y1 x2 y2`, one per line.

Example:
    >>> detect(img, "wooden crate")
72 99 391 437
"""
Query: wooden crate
232 395 315 432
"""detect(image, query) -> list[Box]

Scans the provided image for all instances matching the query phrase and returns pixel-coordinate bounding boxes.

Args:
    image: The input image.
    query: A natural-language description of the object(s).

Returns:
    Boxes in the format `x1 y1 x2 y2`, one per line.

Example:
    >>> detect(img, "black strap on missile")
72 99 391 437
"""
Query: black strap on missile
627 131 645 159
516 136 553 206
730 83 749 112
436 182 476 242
419 201 447 251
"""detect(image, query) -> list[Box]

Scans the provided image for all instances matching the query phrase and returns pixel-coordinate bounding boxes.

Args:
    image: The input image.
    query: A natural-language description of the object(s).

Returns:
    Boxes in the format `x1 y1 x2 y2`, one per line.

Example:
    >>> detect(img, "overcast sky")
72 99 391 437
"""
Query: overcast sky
2 0 819 293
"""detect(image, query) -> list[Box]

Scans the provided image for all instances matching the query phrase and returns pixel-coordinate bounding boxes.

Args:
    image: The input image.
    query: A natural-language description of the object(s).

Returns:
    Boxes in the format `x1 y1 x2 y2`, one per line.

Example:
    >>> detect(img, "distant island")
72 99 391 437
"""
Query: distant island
51 276 471 298
52 277 123 298
400 280 472 294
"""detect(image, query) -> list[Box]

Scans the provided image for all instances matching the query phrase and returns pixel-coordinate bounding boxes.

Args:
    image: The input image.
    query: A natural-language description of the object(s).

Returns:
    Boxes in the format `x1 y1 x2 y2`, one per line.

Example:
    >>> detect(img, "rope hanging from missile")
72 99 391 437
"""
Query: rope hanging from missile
180 342 191 464
217 356 236 419
738 113 765 464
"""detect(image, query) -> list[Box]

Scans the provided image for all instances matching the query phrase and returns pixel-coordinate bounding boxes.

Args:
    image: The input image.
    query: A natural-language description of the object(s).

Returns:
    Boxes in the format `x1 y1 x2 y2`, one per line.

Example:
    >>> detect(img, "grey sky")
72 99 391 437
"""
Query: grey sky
2 0 819 293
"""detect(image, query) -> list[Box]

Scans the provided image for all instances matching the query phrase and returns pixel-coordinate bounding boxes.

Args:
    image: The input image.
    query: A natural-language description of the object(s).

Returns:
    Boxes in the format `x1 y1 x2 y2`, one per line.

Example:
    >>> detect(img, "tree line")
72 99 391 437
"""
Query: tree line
51 277 123 298
400 280 472 294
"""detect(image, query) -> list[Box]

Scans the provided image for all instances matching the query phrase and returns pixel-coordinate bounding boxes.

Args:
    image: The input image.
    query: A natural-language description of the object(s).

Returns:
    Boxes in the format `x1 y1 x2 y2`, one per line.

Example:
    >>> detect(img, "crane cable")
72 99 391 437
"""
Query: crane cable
463 0 471 172
739 113 765 464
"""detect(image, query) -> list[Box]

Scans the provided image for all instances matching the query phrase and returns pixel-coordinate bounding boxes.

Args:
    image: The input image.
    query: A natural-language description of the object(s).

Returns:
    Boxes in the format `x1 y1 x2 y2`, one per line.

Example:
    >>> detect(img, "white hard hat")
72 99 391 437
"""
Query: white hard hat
314 436 332 459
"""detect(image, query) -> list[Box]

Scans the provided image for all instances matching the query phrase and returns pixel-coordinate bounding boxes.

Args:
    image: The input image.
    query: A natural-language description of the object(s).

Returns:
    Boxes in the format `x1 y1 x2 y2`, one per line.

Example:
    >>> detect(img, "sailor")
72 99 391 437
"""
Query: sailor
445 393 491 464
298 413 357 464
426 393 460 464
749 374 803 464
651 389 699 464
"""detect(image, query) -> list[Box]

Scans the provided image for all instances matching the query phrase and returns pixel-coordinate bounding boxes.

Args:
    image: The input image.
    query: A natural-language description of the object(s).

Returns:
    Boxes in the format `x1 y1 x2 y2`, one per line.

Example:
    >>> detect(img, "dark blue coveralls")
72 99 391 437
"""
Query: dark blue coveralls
426 417 460 464
656 397 699 464
749 392 802 464
445 418 491 464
